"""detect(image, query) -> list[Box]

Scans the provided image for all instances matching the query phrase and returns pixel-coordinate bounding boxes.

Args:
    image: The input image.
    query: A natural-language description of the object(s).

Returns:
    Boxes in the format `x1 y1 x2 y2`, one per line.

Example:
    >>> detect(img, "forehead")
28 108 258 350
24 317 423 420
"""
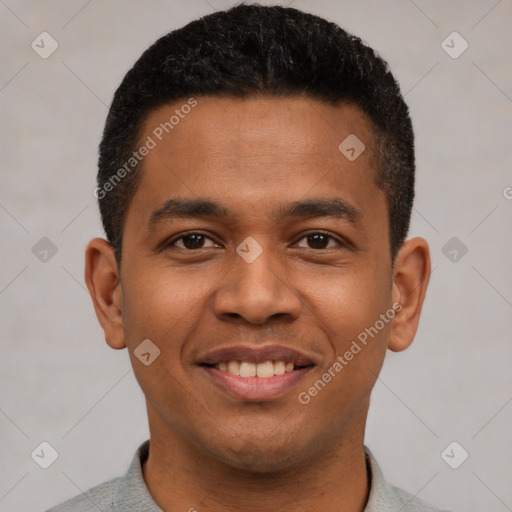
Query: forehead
141 95 376 166
126 95 385 232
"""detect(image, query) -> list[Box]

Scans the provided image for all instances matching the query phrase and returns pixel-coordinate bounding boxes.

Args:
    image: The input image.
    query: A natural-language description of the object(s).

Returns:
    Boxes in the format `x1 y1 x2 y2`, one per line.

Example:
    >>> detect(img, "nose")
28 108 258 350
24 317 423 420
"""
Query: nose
213 241 302 325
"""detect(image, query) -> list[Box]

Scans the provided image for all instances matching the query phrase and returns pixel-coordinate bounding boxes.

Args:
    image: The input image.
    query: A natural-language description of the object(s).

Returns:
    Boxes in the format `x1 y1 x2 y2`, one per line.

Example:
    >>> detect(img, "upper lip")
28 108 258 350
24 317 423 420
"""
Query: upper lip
198 345 316 367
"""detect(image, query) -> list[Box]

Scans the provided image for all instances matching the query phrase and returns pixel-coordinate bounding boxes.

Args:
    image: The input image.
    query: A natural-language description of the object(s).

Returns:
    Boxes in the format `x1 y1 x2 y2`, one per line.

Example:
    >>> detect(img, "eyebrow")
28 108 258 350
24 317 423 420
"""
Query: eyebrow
148 196 362 228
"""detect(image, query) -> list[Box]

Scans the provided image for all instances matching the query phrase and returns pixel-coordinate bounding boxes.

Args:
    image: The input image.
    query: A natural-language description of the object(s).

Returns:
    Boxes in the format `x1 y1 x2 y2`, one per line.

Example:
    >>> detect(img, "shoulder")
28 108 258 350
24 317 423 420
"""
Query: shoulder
44 476 119 512
378 482 450 512
45 440 156 512
364 446 450 512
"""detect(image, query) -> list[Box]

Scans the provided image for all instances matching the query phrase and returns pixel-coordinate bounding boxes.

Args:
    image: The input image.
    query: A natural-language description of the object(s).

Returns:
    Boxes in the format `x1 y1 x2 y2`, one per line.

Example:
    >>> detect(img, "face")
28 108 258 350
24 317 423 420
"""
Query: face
87 96 429 472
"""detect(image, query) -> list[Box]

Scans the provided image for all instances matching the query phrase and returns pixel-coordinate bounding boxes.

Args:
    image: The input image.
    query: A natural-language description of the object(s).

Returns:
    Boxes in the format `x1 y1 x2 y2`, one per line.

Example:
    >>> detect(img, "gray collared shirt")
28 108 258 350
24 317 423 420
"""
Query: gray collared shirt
46 440 448 511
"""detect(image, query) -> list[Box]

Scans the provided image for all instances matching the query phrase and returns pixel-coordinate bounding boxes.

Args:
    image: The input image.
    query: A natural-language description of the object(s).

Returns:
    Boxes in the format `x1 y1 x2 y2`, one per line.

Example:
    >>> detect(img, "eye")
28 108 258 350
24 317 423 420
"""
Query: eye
165 231 345 251
294 232 344 250
167 232 219 250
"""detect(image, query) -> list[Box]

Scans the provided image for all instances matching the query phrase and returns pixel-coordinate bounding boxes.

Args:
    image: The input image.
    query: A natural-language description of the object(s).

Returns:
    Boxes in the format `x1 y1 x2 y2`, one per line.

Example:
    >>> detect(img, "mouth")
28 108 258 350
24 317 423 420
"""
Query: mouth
202 359 307 377
197 345 316 401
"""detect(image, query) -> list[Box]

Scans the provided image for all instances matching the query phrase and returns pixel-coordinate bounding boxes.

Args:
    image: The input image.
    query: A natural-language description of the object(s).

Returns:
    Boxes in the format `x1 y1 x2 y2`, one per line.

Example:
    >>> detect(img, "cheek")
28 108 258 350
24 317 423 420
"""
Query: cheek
307 263 392 345
119 263 214 423
299 287 392 424
120 260 218 352
303 264 392 398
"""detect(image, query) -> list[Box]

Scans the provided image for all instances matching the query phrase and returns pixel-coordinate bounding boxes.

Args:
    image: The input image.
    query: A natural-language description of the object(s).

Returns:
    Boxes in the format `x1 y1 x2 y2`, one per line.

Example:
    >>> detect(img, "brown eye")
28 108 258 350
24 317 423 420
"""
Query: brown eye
169 233 218 250
295 232 342 250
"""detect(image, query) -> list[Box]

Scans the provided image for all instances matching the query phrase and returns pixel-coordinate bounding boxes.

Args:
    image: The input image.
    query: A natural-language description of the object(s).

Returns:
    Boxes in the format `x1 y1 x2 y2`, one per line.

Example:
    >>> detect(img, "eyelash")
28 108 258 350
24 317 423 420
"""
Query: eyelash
165 231 346 251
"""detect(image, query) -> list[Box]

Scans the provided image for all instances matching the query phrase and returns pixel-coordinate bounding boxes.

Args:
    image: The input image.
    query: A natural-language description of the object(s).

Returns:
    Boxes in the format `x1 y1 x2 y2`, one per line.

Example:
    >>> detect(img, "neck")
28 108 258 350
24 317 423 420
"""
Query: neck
142 408 370 512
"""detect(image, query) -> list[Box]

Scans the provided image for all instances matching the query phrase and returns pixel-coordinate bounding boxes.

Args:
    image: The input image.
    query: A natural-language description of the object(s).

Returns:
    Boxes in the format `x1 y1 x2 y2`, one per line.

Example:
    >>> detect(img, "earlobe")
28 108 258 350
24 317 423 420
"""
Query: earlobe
84 238 126 350
387 237 431 353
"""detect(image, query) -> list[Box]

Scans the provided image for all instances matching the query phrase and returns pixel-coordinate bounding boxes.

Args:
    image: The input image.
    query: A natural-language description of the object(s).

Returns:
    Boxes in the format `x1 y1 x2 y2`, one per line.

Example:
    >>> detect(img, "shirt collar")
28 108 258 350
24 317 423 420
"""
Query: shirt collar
113 440 416 511
113 440 162 511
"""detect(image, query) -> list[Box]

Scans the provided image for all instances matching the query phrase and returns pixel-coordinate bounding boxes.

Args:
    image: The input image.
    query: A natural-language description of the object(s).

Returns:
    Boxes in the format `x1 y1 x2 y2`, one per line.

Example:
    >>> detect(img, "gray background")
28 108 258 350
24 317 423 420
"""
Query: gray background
1 1 511 510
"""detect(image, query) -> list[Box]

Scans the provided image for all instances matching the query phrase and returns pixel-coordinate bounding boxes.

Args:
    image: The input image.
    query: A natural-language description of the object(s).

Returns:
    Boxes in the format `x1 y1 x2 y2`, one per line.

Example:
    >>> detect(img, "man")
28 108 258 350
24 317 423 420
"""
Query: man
48 3 447 511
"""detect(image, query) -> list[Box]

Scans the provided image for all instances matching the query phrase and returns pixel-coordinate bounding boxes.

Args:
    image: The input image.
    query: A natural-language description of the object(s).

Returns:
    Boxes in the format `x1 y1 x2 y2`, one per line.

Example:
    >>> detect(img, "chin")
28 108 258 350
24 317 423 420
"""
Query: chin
211 433 307 474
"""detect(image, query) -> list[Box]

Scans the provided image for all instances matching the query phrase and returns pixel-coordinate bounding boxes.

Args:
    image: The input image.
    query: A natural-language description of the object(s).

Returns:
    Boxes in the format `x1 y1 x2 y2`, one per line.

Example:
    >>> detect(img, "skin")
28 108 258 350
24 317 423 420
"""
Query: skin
85 96 430 512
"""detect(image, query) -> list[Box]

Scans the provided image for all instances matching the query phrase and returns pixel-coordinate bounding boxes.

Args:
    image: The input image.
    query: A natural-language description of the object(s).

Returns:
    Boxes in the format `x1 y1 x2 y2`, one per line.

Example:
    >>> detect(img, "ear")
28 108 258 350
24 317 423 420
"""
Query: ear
388 237 431 352
84 238 126 350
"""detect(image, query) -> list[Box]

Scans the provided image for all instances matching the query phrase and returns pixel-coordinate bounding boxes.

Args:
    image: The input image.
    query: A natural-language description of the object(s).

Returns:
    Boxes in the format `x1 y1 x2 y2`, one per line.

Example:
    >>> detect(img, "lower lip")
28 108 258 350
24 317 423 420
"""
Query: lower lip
202 366 313 401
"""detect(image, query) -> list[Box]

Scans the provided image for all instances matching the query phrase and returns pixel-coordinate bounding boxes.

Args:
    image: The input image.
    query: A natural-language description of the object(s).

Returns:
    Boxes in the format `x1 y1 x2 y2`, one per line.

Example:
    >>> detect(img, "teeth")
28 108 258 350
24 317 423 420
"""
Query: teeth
256 361 274 378
227 360 241 376
216 360 297 377
273 361 285 375
240 361 256 377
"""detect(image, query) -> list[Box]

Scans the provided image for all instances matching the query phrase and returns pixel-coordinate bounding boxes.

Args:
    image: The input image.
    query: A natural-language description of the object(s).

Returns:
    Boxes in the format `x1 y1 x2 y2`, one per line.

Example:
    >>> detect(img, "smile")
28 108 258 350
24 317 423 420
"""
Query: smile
197 344 316 400
215 360 295 378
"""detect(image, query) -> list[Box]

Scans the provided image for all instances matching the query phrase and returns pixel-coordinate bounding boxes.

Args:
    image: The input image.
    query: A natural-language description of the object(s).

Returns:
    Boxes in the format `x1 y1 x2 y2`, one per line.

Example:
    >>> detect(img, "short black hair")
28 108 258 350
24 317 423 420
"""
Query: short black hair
97 3 415 265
